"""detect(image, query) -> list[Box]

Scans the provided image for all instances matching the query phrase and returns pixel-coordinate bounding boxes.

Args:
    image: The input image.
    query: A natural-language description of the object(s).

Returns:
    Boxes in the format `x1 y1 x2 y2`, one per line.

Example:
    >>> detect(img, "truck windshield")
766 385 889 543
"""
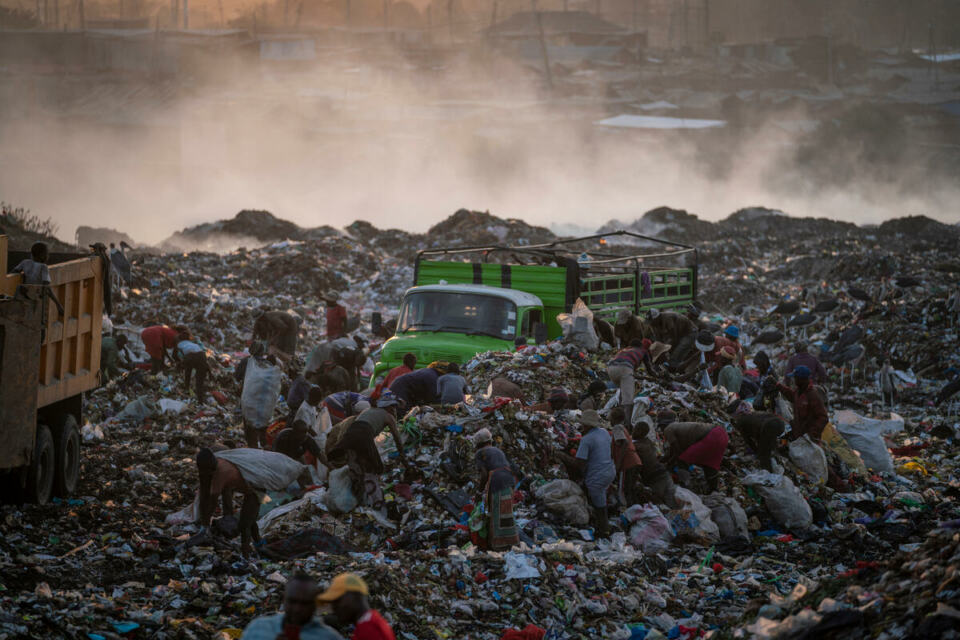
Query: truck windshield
398 291 518 340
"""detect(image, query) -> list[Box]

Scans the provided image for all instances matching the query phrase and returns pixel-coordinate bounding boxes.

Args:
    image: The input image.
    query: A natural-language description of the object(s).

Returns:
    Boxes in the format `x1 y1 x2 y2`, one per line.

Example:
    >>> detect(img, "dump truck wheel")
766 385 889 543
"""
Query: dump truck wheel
53 415 81 498
27 424 55 505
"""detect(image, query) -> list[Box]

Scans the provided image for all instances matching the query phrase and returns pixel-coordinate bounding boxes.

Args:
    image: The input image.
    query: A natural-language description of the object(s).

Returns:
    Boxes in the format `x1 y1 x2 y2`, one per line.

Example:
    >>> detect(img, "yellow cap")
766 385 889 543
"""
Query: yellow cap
316 573 369 602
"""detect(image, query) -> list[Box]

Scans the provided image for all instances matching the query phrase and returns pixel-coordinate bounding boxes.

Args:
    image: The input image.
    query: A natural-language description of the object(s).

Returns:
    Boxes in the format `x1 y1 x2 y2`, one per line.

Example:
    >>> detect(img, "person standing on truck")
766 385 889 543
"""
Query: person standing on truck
100 333 129 382
372 353 416 401
388 366 440 408
436 363 468 405
605 339 657 424
11 241 64 317
177 329 210 400
141 324 183 373
324 291 348 339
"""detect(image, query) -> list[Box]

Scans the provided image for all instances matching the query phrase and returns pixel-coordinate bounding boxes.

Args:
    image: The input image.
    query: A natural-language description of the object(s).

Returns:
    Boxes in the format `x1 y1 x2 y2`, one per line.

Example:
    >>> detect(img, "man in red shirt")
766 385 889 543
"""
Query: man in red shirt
318 573 395 640
324 291 348 339
777 365 828 442
140 324 182 373
371 353 416 401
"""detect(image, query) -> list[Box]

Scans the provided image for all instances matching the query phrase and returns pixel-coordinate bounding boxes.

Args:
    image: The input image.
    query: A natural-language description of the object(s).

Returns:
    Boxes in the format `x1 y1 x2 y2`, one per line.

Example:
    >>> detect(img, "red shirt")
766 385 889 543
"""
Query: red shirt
353 610 394 640
141 325 178 360
372 365 412 400
326 304 347 338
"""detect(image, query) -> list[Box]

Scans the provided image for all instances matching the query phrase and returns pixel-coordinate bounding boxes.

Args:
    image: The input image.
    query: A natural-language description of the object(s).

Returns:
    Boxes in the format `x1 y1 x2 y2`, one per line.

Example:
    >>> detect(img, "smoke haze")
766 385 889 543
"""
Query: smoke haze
1 38 958 245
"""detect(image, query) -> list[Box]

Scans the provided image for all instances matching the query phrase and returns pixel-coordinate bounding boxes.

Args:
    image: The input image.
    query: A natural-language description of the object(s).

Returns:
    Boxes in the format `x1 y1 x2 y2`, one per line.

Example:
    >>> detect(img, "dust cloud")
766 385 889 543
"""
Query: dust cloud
1 40 957 245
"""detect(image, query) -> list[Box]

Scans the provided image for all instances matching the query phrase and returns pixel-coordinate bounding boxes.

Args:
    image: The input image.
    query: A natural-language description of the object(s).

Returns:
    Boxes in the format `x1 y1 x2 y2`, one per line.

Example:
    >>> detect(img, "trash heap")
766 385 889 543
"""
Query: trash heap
2 208 959 639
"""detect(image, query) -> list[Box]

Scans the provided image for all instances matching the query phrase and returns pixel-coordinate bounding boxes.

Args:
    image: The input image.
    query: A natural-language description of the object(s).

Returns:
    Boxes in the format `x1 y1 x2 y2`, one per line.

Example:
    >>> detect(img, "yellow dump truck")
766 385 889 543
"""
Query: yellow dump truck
1 234 106 503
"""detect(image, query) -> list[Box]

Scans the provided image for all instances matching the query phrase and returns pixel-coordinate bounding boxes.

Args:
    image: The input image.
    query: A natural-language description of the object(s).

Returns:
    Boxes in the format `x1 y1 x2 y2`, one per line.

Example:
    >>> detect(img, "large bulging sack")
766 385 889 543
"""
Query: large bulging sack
743 470 813 530
833 410 899 473
702 494 750 546
535 479 590 526
556 299 599 352
214 448 306 492
623 503 675 553
323 466 359 514
788 435 829 484
669 487 720 543
241 357 282 428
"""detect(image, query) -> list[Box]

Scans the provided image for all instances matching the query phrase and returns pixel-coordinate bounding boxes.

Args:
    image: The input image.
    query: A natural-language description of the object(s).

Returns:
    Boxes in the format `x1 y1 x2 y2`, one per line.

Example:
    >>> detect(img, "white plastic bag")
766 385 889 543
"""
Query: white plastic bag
624 504 675 553
504 552 541 579
113 396 156 424
241 357 281 428
775 395 794 422
702 494 750 545
788 435 829 484
556 299 599 351
743 470 813 530
214 449 306 492
669 487 720 543
323 466 358 514
165 495 199 526
834 410 899 473
158 398 188 415
535 479 590 526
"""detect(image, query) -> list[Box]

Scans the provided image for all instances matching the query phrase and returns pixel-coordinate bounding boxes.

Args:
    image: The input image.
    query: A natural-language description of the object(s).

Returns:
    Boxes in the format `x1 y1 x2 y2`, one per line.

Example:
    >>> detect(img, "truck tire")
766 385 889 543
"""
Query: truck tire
27 424 55 505
52 415 81 498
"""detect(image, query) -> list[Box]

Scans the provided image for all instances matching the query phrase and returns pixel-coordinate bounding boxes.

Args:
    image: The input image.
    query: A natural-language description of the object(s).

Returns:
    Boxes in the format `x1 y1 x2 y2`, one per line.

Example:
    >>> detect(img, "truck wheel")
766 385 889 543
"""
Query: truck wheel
52 415 81 498
27 424 55 505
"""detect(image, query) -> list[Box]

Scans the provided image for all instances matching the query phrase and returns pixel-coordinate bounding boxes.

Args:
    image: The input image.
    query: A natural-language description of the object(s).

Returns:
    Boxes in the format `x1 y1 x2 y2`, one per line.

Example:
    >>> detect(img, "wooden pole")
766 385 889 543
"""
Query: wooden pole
532 0 553 89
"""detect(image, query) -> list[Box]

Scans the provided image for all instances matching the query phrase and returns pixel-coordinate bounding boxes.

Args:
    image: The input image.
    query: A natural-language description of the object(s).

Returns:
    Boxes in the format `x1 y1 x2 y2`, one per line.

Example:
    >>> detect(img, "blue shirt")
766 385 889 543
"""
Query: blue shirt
437 373 467 404
242 613 343 640
177 340 204 358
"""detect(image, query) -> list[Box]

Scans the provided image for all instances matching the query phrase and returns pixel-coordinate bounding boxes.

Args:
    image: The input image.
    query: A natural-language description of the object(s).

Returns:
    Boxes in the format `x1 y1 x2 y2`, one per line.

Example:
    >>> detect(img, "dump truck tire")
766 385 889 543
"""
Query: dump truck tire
53 415 81 498
27 424 55 505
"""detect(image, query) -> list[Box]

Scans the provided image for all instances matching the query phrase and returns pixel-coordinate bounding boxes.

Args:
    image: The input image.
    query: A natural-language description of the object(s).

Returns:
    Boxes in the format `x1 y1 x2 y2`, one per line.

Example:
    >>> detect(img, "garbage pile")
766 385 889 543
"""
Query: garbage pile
2 207 959 640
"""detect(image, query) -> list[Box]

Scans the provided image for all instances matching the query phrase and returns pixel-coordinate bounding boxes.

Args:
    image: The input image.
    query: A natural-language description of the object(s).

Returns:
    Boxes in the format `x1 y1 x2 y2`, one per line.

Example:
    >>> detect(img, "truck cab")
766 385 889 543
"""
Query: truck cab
374 284 542 379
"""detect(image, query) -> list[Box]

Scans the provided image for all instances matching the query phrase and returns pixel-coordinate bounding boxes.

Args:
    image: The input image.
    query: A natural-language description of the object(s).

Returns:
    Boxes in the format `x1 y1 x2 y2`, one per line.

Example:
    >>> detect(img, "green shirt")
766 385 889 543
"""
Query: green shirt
718 364 743 394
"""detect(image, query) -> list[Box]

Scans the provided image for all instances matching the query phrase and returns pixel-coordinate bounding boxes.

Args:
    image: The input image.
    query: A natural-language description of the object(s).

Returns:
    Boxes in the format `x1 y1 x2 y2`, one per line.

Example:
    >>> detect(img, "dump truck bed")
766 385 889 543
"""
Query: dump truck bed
1 235 105 409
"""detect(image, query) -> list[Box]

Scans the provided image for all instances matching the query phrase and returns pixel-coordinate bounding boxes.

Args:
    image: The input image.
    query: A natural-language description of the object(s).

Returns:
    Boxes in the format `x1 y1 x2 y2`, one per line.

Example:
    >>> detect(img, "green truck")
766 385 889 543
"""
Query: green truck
372 230 697 381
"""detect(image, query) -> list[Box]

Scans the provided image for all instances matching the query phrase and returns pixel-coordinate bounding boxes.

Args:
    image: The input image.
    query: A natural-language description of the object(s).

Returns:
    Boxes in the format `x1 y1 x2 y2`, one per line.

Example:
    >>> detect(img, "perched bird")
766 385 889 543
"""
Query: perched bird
833 325 864 353
895 276 922 288
813 297 840 331
829 343 866 388
770 300 801 332
848 287 872 302
787 313 817 339
754 328 785 345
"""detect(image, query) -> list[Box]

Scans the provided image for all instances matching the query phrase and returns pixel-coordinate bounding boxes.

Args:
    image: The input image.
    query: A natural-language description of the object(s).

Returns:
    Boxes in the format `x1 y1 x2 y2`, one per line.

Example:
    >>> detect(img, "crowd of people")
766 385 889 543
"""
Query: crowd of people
77 286 960 640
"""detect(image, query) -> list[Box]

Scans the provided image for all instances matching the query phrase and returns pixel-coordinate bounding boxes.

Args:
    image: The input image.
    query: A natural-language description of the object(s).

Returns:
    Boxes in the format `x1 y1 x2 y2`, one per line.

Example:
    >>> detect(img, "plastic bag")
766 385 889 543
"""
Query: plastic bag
669 487 720 543
241 357 281 429
743 470 813 530
113 396 156 424
504 551 541 579
323 466 359 514
165 495 199 526
834 410 898 473
556 299 599 351
158 398 188 415
624 504 674 553
702 494 749 546
788 435 828 484
775 395 793 422
535 479 590 526
214 449 306 492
